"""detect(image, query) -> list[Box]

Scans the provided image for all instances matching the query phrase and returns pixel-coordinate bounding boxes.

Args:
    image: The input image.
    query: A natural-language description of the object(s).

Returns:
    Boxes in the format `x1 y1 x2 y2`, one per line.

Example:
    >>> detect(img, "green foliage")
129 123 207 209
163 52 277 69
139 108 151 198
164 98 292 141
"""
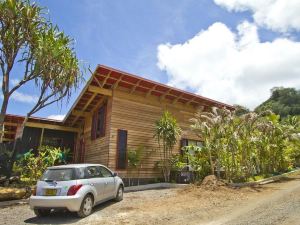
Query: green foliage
170 154 186 171
0 0 82 176
255 87 300 118
127 146 154 186
233 104 250 116
13 146 70 184
183 145 211 180
128 147 142 169
0 0 83 137
154 111 181 182
188 107 300 183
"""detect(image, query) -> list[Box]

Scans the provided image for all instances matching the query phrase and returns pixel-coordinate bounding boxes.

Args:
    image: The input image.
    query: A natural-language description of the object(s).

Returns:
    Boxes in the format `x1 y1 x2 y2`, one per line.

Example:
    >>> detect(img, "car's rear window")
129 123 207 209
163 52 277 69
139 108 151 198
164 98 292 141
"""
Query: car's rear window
41 168 75 181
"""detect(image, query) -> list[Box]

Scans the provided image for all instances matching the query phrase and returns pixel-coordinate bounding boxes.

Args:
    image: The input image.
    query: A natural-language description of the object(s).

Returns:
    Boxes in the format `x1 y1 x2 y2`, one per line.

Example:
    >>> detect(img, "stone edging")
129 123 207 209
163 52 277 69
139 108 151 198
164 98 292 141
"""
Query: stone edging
228 168 300 188
124 183 188 192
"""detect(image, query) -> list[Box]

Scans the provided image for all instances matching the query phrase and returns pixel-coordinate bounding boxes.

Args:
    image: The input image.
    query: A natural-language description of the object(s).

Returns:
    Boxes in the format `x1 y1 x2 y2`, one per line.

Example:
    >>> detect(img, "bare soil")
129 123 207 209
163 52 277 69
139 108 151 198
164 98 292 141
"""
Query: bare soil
1 172 300 225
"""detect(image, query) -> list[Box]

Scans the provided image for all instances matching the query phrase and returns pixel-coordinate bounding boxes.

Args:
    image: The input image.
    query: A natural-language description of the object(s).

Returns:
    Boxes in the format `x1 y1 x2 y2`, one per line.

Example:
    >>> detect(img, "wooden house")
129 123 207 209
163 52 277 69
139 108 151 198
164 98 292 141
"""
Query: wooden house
3 65 233 183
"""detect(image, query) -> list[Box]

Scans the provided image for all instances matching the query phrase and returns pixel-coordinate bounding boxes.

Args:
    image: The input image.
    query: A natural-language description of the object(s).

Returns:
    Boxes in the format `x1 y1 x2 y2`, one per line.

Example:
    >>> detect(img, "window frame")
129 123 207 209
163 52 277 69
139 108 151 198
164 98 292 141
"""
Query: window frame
85 166 102 179
98 166 113 177
181 138 203 148
116 129 128 170
91 102 107 140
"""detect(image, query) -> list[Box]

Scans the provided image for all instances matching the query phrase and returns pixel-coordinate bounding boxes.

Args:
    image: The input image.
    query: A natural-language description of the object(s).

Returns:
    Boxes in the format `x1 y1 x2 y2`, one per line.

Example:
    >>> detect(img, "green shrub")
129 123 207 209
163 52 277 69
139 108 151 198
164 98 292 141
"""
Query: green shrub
13 146 70 185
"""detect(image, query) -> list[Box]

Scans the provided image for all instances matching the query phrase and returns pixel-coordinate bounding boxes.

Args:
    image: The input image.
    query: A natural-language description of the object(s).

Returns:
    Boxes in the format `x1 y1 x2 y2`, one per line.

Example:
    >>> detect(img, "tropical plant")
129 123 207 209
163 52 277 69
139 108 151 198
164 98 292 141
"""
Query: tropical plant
13 145 70 184
190 107 233 177
170 154 186 171
182 145 211 181
187 106 300 183
0 0 83 142
127 146 154 186
154 111 181 182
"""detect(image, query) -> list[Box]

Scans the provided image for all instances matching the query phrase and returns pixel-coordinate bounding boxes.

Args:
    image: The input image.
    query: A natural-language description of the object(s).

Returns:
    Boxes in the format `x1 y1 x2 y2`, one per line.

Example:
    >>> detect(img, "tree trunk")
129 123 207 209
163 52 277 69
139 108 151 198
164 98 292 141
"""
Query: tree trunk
0 96 9 143
6 116 29 179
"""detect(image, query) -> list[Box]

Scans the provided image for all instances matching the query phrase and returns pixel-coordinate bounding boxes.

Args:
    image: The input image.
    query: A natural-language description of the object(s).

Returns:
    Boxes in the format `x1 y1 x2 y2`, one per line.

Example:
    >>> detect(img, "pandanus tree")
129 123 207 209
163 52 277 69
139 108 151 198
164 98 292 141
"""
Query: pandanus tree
0 0 83 142
154 111 181 182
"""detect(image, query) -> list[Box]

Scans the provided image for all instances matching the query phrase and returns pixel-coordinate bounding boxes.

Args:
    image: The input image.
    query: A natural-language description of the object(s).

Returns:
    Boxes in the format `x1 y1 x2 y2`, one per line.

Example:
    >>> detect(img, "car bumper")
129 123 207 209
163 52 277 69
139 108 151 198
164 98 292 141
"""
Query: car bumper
29 195 84 212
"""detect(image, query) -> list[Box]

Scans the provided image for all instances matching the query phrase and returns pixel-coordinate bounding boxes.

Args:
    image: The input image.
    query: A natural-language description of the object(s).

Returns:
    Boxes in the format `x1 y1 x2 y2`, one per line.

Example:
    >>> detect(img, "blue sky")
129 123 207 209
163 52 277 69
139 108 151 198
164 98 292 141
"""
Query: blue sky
4 0 300 119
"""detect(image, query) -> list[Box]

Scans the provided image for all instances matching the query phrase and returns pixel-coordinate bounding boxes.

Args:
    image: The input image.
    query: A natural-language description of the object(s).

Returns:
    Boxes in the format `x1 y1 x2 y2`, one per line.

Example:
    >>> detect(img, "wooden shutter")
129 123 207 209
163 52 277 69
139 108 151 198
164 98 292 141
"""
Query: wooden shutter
116 130 127 170
91 112 98 140
91 102 107 140
96 103 106 138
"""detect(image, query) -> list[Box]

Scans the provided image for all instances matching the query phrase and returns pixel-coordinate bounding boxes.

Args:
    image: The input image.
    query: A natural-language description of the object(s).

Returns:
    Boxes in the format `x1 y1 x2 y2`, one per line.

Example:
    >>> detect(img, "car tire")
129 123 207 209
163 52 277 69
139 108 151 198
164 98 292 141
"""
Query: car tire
77 194 94 218
115 185 123 202
34 209 51 217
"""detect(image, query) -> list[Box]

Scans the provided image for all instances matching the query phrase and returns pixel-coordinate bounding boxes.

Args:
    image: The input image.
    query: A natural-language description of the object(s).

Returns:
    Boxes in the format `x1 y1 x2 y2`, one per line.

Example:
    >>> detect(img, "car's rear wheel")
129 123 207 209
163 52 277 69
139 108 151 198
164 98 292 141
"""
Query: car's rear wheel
77 194 94 218
115 185 123 202
34 209 51 217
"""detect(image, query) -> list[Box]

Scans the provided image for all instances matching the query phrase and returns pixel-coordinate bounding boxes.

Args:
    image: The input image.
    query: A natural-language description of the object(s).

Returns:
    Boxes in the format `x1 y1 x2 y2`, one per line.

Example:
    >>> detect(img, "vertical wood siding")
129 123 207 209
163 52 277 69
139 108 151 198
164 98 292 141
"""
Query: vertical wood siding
83 98 112 165
83 89 205 179
108 90 201 179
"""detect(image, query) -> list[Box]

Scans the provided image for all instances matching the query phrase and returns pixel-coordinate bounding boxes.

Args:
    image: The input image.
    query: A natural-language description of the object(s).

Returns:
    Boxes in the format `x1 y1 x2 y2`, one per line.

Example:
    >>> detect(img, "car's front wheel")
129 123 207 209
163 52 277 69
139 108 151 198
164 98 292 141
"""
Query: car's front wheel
34 209 51 217
77 194 94 218
115 185 123 202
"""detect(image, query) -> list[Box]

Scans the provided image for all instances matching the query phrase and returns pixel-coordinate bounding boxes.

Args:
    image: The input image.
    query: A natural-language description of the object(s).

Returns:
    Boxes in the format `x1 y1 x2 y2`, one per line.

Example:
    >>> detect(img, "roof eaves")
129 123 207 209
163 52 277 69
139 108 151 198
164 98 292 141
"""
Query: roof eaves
98 64 234 109
62 65 100 124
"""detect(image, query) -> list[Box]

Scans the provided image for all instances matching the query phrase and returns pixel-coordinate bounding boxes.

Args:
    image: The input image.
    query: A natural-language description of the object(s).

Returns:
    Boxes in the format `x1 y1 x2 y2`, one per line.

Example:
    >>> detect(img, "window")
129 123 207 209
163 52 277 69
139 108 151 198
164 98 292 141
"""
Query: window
180 138 203 155
86 166 102 178
181 139 203 148
116 129 127 170
76 167 86 179
91 103 107 140
41 168 75 181
98 166 113 177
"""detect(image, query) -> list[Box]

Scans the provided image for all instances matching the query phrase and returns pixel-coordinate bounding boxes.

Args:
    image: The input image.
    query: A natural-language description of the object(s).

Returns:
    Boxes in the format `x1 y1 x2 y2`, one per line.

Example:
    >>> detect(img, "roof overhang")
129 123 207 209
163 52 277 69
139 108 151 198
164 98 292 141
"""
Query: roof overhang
2 114 79 142
62 65 234 127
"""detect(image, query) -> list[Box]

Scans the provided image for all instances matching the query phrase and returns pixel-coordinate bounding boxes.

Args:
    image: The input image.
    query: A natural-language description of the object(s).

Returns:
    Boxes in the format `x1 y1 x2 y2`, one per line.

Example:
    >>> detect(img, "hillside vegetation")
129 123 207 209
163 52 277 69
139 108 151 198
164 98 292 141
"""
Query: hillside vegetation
255 87 300 117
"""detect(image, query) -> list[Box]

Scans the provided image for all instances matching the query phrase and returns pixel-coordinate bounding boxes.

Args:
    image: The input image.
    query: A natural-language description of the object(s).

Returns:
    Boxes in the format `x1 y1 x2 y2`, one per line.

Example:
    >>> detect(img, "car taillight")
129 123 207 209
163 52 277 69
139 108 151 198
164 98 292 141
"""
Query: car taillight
67 184 82 196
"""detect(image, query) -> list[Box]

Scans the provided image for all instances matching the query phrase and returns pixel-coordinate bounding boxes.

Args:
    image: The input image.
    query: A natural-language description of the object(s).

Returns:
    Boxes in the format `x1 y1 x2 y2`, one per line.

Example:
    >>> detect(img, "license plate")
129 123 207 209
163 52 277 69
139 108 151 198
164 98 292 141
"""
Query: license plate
45 189 57 196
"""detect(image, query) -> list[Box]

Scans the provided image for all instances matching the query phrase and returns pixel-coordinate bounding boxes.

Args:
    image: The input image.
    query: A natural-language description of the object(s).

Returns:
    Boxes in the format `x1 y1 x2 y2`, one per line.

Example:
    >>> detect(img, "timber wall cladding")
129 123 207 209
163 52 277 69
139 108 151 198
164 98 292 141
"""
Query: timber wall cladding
83 97 112 165
108 89 202 178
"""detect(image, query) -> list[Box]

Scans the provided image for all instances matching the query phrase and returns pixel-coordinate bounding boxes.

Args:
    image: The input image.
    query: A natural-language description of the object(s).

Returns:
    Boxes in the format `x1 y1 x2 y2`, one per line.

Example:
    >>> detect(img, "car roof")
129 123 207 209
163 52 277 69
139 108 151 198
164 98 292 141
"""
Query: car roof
47 164 106 169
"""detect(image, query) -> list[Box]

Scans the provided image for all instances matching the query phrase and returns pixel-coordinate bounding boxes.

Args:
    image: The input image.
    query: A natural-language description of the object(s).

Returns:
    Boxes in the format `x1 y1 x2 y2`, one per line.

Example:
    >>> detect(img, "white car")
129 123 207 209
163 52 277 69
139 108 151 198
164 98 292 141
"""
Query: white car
30 164 124 218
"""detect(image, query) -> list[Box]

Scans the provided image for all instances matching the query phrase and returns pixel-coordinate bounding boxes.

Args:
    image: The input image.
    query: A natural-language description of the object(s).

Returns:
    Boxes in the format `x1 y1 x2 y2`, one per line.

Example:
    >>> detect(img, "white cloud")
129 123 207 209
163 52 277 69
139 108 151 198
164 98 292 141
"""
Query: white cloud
11 91 38 104
47 114 65 121
214 0 300 32
10 79 20 86
157 21 300 109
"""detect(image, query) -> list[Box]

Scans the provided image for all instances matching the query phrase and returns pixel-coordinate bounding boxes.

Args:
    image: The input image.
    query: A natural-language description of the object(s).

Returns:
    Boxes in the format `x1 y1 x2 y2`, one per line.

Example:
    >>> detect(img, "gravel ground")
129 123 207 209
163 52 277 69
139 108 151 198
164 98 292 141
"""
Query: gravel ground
221 177 300 225
1 173 300 225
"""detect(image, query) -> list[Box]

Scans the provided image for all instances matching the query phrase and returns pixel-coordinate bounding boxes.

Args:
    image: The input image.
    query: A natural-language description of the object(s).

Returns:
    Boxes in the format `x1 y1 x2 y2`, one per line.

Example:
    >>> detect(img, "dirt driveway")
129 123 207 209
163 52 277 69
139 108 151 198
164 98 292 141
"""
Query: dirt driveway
1 173 300 225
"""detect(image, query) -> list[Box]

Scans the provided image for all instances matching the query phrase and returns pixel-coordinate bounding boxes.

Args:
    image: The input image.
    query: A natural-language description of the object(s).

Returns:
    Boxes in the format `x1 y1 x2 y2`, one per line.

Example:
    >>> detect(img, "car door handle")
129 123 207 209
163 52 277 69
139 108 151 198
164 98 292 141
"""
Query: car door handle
105 182 108 185
90 183 94 186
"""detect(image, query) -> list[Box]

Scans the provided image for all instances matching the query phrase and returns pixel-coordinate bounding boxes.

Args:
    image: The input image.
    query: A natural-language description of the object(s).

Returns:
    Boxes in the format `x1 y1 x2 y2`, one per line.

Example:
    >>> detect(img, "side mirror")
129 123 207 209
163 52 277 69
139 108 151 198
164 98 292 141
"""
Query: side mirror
113 172 118 177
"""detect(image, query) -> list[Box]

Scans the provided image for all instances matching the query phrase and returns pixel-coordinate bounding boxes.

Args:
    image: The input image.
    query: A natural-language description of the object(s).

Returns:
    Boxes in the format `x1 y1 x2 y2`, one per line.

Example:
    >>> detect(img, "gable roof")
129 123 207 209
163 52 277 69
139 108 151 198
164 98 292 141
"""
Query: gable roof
63 65 234 127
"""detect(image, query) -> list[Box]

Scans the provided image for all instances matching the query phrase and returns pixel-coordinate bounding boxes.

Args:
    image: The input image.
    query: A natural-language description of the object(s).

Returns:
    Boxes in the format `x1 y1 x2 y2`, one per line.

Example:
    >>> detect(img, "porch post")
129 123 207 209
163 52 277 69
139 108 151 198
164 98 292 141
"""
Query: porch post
39 128 44 148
